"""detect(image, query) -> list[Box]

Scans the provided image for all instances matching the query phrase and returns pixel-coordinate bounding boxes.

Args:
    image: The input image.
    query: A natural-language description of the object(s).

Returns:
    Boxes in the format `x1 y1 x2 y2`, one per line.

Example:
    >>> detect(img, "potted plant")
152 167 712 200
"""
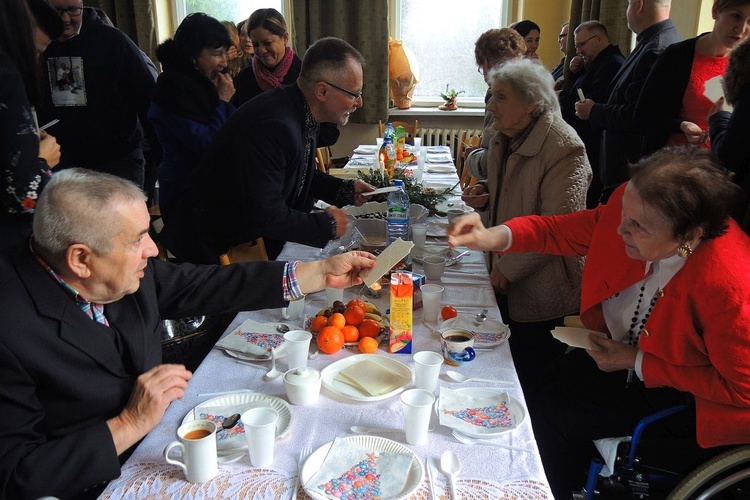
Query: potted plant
439 85 465 111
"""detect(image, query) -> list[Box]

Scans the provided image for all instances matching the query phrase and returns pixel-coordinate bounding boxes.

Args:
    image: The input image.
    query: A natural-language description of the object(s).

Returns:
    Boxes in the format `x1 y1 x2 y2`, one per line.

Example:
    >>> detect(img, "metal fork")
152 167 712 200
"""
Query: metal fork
451 430 534 453
292 446 312 500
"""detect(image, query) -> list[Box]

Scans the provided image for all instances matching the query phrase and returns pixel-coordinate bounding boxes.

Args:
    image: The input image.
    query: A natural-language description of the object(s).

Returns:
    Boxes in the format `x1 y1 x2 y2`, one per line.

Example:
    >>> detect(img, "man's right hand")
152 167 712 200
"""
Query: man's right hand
39 131 61 168
107 364 192 455
569 55 583 74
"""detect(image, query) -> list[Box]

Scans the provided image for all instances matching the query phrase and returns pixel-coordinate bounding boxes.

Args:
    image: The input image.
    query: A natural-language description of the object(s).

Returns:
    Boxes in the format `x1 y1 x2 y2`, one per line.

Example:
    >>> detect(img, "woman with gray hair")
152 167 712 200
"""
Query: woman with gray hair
461 58 591 391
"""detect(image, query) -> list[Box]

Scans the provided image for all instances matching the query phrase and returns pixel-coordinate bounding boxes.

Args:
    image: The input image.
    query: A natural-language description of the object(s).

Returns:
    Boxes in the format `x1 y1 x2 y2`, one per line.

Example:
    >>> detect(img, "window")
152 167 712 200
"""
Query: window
392 0 509 107
173 0 284 27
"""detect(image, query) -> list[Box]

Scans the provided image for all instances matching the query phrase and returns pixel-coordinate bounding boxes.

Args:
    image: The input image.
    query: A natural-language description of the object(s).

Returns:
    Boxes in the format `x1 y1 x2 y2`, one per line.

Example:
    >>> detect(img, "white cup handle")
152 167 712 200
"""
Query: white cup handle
164 441 187 474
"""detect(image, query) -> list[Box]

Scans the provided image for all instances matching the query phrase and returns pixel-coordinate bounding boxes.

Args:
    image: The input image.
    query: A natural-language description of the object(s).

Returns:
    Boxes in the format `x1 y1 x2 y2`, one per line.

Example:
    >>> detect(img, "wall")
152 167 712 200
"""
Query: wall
516 0 571 71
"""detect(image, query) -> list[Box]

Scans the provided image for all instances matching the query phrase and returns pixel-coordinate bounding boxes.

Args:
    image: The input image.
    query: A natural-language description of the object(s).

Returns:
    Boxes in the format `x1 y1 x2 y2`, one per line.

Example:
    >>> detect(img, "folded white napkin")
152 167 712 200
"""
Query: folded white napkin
438 387 519 435
215 319 286 356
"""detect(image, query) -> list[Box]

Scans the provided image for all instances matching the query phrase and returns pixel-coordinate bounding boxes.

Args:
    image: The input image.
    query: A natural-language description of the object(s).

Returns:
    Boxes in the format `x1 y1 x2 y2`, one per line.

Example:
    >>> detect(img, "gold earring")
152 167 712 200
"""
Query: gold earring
677 243 692 259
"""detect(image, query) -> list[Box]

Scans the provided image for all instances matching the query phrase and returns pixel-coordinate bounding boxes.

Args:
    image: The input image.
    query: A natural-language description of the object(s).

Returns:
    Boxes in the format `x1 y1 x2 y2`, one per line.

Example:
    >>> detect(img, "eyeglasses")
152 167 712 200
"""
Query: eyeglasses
55 6 83 16
325 81 363 101
574 34 598 50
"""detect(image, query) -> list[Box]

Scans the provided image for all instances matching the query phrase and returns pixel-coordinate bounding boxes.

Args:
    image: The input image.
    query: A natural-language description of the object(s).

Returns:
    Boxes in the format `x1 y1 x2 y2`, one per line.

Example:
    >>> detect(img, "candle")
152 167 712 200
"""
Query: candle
365 282 382 298
379 153 385 178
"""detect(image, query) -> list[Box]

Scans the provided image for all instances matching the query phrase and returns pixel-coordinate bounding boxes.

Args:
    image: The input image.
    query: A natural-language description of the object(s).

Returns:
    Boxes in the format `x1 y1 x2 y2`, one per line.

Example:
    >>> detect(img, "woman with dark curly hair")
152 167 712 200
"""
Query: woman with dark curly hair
708 34 750 232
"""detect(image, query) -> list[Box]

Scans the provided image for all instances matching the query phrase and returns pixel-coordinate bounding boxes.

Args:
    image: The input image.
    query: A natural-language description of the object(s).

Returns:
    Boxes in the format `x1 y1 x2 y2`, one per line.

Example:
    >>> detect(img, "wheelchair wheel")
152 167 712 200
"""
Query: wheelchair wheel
667 445 750 499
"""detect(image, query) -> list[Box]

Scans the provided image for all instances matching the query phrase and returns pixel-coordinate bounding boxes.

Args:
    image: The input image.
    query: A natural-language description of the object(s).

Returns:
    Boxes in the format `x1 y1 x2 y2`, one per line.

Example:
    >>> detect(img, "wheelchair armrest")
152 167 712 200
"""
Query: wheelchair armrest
626 403 691 468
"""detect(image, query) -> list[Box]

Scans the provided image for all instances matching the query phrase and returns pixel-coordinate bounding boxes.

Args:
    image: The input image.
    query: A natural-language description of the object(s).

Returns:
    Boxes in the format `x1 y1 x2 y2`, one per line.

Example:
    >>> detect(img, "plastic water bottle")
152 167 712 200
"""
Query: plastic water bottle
387 179 410 244
380 137 397 176
383 122 396 143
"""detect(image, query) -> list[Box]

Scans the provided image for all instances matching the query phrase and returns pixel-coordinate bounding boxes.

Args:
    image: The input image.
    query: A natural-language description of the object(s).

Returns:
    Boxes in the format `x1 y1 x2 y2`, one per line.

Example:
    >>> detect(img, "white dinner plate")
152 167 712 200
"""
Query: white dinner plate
300 436 424 500
437 387 525 437
320 354 413 402
412 246 465 267
182 392 293 453
426 220 449 237
434 198 473 216
353 145 379 154
422 182 454 192
425 165 456 174
426 146 448 153
439 316 511 347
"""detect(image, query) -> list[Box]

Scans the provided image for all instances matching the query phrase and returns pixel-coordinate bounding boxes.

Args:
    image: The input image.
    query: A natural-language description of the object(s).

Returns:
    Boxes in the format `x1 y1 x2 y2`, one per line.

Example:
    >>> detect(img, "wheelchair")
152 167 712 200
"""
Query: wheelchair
576 404 750 499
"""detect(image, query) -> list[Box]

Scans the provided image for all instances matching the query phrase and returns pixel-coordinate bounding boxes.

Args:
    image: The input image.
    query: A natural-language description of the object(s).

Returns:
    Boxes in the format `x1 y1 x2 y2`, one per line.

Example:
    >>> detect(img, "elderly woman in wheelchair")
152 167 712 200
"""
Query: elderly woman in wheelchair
448 147 750 499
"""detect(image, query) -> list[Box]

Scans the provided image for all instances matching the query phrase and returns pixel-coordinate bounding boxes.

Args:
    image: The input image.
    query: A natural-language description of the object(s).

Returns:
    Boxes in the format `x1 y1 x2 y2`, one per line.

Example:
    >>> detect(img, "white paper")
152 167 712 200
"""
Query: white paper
704 76 734 112
361 186 400 197
361 238 414 287
550 327 608 351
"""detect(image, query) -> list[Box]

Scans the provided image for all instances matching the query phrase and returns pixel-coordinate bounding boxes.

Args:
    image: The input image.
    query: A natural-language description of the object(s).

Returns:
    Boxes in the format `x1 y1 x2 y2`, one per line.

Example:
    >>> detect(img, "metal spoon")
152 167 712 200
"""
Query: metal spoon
473 309 488 325
264 347 283 380
276 324 290 333
440 450 462 500
445 370 513 386
221 413 241 430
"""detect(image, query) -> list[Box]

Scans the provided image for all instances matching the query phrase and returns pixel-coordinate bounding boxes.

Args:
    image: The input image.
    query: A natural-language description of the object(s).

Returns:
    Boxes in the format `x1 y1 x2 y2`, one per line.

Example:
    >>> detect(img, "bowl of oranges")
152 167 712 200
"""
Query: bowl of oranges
309 299 388 355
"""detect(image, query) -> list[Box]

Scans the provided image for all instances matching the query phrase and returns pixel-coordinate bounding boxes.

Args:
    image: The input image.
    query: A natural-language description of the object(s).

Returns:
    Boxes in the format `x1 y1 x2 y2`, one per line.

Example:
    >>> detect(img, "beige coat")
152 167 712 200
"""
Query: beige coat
483 109 591 322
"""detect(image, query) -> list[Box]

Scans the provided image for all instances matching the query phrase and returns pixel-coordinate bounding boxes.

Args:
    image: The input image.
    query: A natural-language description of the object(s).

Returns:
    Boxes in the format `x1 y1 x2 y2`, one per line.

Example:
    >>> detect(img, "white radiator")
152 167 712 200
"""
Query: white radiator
419 128 482 156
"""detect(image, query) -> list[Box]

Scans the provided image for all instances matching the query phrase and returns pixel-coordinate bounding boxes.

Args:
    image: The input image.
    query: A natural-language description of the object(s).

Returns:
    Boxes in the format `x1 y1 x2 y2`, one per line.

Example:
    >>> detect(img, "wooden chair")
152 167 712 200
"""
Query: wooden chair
378 120 419 144
219 238 269 265
457 133 481 190
315 146 332 173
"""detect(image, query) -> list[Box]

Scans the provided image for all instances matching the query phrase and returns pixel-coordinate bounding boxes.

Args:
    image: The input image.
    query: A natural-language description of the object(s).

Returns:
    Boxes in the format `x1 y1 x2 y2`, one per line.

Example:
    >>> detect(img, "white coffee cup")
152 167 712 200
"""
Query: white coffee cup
284 330 312 372
423 255 446 281
413 351 443 392
446 208 465 223
401 389 436 445
164 419 218 483
281 296 305 321
412 223 427 249
241 407 279 467
421 284 444 323
283 367 322 405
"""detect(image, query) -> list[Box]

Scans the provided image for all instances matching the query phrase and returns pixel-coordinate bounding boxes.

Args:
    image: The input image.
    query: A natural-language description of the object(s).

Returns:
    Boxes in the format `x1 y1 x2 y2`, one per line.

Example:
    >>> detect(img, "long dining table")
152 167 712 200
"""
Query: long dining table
100 147 553 499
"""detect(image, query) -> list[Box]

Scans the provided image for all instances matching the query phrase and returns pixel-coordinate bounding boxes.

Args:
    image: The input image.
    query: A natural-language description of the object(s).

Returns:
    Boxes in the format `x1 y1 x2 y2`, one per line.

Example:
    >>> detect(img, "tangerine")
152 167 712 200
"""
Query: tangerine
358 336 378 353
317 326 344 354
359 318 381 338
343 305 365 326
347 299 366 311
328 312 346 329
441 305 458 320
341 325 360 343
311 315 328 333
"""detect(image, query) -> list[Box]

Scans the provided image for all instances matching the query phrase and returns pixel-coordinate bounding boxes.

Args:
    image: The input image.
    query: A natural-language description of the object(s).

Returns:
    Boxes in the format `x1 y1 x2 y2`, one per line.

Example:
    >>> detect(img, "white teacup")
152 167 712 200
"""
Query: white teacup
283 367 322 405
423 255 446 281
164 419 218 483
281 296 305 321
446 208 465 223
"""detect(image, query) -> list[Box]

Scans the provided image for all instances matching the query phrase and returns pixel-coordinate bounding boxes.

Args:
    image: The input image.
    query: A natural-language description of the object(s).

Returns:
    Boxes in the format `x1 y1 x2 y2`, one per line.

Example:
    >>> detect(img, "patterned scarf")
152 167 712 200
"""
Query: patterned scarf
253 46 295 91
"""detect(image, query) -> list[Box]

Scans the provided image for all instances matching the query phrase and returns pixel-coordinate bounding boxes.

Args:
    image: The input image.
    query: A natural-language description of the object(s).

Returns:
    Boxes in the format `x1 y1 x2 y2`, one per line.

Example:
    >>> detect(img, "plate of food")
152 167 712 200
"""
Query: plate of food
437 387 525 437
321 354 413 402
439 316 511 347
301 435 423 500
182 392 293 454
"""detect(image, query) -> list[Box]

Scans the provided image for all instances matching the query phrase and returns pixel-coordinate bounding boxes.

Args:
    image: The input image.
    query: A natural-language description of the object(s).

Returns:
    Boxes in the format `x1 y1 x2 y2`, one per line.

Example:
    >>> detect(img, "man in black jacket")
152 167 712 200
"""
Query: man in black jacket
0 169 375 499
574 0 680 203
559 21 625 208
165 37 374 263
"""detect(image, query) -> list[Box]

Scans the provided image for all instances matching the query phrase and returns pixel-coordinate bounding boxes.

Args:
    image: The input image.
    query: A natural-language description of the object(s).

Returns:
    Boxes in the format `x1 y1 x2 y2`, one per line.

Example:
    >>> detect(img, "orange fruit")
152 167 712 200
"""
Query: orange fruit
441 305 458 320
317 326 344 354
311 315 328 333
341 325 360 343
359 319 381 338
347 299 366 310
328 312 346 329
358 336 378 353
343 305 365 326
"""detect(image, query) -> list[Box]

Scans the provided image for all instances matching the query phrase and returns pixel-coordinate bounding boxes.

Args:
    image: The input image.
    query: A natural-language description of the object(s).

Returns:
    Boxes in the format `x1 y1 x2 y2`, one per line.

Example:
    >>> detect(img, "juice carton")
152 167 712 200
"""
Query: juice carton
389 271 413 353
411 273 425 310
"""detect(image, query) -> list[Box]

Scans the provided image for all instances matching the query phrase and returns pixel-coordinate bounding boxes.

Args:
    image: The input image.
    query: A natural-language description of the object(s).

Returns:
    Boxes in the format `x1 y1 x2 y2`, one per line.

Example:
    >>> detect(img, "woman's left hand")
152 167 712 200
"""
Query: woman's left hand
680 121 708 144
587 335 638 372
215 72 235 102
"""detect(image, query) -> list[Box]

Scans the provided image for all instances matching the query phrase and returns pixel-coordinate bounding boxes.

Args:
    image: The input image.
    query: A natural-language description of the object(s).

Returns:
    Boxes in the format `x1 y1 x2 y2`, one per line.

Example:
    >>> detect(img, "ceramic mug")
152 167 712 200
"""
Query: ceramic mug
163 419 218 483
440 328 476 366
281 296 305 321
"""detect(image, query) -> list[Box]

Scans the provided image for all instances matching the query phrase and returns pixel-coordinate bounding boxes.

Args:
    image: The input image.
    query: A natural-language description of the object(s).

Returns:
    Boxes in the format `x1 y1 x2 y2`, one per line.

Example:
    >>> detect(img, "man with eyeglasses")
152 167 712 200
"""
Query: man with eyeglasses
574 0 680 204
559 21 625 208
163 37 374 264
37 0 158 189
551 22 569 83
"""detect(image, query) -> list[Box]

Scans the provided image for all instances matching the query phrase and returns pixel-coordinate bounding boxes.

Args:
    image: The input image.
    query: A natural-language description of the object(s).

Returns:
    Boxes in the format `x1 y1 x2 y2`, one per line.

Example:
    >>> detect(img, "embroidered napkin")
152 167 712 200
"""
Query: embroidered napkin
215 318 286 357
305 437 413 499
438 387 519 435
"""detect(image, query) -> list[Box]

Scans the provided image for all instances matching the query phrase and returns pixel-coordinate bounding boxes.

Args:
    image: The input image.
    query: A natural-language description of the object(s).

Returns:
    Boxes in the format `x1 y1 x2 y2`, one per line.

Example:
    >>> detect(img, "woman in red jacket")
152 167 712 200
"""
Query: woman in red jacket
448 147 750 498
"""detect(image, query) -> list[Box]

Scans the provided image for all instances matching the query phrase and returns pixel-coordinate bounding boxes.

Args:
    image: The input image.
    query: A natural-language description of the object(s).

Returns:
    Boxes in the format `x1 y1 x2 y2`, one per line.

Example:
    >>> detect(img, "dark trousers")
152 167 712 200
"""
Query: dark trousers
527 349 728 499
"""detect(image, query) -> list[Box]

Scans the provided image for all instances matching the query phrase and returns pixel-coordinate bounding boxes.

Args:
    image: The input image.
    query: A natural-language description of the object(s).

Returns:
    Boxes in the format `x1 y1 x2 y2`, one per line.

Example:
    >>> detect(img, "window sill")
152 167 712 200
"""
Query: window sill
387 106 485 118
